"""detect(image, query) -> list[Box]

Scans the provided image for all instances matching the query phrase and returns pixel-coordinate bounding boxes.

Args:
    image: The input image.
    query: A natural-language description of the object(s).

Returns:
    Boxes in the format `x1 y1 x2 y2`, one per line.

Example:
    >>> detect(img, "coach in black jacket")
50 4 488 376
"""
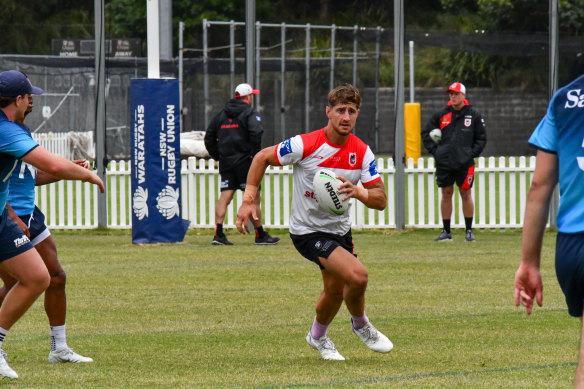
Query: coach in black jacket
422 82 487 243
204 83 279 246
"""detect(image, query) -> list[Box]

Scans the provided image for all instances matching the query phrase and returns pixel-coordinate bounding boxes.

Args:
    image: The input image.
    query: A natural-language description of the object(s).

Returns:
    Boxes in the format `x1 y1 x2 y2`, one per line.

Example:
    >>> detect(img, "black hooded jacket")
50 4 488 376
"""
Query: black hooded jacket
204 98 263 172
422 100 487 170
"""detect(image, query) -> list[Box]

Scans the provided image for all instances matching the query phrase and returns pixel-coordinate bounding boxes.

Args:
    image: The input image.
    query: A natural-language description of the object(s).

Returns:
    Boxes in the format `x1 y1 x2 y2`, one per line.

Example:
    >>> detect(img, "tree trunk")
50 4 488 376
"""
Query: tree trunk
319 0 331 23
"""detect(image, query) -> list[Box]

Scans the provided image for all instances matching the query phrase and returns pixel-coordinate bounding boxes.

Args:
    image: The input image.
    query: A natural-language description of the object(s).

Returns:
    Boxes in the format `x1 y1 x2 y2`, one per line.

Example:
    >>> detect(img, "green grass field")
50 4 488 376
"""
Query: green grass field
4 228 577 388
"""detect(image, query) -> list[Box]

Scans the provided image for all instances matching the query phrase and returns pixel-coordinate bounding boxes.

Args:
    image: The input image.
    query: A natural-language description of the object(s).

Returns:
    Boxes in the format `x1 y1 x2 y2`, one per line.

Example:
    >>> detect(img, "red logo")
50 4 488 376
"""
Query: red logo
440 112 452 129
349 152 357 166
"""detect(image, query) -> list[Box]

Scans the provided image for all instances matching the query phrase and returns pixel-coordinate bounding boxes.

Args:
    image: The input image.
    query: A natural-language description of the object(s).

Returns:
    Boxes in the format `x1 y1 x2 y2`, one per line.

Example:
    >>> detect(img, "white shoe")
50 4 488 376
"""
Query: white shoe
0 350 17 379
305 333 345 360
351 321 393 353
48 348 93 363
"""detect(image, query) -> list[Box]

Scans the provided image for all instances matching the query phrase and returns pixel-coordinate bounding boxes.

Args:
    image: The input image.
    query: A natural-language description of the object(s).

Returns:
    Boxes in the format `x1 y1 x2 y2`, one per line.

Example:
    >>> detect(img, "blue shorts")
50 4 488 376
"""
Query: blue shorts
19 206 51 246
0 208 34 262
555 232 584 317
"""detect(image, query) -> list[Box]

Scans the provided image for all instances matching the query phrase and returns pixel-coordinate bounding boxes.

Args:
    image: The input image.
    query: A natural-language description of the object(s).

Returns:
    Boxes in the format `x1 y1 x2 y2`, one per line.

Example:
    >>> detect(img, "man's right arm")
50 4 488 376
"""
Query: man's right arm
421 113 439 154
514 149 558 314
236 146 278 233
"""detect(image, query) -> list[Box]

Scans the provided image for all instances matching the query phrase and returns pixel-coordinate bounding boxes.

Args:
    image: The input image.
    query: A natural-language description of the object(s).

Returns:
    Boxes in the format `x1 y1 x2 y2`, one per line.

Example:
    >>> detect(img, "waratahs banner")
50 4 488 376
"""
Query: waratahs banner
130 78 190 244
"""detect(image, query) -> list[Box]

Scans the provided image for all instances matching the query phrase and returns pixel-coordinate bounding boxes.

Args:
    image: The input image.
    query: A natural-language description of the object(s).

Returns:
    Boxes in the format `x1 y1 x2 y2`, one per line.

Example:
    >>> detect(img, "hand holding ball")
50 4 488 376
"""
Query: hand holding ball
429 128 442 144
312 169 350 216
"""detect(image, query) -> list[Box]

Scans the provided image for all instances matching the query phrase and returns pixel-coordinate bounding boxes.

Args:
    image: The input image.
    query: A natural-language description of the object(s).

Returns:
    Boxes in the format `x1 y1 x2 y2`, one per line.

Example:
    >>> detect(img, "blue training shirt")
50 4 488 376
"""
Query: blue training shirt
6 123 36 216
528 74 584 233
0 110 38 215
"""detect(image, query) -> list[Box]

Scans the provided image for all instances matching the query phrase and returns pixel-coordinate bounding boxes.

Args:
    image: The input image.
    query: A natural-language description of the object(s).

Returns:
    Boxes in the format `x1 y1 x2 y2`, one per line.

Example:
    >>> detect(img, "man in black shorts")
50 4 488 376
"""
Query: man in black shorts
204 83 279 246
236 85 392 360
422 82 487 242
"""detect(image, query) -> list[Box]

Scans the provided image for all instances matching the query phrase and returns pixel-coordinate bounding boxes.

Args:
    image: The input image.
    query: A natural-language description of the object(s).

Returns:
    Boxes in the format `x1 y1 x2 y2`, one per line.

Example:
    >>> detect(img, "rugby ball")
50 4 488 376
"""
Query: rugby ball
429 128 442 144
313 169 349 216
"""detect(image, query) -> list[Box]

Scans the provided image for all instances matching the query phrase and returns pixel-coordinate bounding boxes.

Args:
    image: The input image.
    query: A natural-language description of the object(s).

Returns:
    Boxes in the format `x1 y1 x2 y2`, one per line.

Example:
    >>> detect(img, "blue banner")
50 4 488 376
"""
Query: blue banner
130 78 190 244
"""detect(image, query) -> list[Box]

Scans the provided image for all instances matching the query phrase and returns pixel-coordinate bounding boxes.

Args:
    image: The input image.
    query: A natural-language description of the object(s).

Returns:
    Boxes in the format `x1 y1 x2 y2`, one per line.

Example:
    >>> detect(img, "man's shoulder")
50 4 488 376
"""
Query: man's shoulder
434 105 452 116
0 119 28 137
347 133 370 150
462 104 482 116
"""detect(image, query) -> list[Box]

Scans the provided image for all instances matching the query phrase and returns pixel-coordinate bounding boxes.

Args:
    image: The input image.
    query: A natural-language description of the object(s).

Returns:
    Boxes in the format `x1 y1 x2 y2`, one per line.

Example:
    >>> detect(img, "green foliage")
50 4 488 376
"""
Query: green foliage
443 51 502 87
0 0 581 90
0 1 93 54
560 0 584 34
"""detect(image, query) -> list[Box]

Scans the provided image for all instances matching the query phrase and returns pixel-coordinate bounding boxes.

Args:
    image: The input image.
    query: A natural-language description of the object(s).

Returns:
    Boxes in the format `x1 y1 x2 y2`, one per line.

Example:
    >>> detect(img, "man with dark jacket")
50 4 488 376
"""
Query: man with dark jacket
204 83 279 245
422 82 487 242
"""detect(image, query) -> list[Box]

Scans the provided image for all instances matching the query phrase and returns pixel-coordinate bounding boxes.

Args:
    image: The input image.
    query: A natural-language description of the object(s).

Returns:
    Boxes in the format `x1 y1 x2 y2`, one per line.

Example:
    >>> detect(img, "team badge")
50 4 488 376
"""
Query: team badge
464 118 471 127
349 152 357 167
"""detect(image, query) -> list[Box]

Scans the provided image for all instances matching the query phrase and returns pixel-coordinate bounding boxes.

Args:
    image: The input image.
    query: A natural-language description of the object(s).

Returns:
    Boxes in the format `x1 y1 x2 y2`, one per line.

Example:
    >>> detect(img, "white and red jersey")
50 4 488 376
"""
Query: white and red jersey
275 128 381 235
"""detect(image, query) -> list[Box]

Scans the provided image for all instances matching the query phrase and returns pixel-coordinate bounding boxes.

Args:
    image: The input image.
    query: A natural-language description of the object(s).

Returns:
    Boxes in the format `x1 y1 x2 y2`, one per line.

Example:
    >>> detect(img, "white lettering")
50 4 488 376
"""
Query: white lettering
160 132 167 157
135 105 146 184
166 105 176 142
565 89 584 109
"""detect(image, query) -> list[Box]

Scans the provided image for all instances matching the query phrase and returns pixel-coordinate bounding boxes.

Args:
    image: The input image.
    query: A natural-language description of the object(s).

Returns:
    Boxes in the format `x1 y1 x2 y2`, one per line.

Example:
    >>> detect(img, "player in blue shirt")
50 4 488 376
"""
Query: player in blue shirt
1 96 93 364
0 70 104 379
514 74 584 387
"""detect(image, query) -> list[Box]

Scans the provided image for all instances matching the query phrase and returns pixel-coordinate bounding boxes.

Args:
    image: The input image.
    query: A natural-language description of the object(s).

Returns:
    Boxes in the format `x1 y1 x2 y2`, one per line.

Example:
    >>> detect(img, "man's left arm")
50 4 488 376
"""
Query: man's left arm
247 110 263 156
36 160 90 186
338 179 387 211
472 112 487 157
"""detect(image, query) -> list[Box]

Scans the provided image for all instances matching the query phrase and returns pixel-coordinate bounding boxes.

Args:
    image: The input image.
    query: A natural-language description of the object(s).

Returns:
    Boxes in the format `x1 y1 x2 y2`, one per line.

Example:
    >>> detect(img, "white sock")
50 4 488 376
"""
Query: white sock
0 327 8 350
50 325 67 352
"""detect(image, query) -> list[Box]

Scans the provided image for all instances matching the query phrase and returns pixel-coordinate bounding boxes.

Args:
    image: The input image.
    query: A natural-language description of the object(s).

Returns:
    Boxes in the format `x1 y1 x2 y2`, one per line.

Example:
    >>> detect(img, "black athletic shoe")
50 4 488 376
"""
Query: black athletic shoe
255 233 280 245
465 229 476 242
434 230 453 242
212 235 233 245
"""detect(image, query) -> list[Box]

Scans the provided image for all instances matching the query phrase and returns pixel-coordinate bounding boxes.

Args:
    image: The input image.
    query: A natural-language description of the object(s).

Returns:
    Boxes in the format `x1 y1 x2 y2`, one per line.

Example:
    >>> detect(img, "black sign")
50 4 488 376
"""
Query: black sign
51 39 142 57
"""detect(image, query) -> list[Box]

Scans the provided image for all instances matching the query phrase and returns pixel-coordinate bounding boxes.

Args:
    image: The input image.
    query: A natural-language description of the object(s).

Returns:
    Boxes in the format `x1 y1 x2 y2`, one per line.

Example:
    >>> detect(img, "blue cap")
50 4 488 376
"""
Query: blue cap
0 70 43 97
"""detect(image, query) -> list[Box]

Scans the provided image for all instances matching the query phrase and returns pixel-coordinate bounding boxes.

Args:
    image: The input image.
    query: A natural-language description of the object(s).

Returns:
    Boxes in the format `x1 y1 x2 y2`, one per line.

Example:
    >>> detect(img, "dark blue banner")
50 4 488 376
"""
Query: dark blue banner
130 78 190 244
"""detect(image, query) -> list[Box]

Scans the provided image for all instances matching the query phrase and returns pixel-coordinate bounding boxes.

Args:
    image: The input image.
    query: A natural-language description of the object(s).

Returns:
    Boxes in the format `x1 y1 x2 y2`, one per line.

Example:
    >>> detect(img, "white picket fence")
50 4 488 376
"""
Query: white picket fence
33 156 536 230
33 131 95 160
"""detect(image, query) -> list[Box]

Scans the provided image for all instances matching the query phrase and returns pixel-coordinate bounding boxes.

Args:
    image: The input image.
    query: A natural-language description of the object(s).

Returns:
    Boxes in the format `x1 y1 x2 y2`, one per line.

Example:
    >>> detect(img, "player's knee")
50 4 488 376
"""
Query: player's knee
349 269 368 292
27 270 51 295
442 187 454 197
49 269 66 290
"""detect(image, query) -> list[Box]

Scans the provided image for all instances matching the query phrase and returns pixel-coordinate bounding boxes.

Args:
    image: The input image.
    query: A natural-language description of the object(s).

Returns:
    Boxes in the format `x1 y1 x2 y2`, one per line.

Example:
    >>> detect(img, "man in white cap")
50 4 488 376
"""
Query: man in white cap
204 83 279 245
422 82 487 242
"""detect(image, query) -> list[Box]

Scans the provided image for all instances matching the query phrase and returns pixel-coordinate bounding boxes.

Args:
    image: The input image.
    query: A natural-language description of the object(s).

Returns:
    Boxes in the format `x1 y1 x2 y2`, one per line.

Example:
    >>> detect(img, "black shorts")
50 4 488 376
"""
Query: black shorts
555 232 584 317
290 230 355 270
0 208 34 262
19 206 51 246
436 165 475 189
220 159 252 192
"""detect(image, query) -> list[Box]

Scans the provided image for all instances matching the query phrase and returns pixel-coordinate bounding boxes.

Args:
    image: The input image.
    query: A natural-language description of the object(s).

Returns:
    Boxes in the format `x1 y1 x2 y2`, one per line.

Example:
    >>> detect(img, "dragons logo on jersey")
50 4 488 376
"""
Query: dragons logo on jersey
349 152 357 167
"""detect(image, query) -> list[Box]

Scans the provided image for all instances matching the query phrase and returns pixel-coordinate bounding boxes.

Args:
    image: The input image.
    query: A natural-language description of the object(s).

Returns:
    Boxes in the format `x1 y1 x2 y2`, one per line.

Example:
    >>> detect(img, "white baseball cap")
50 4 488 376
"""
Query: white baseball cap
234 83 259 97
446 82 466 94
